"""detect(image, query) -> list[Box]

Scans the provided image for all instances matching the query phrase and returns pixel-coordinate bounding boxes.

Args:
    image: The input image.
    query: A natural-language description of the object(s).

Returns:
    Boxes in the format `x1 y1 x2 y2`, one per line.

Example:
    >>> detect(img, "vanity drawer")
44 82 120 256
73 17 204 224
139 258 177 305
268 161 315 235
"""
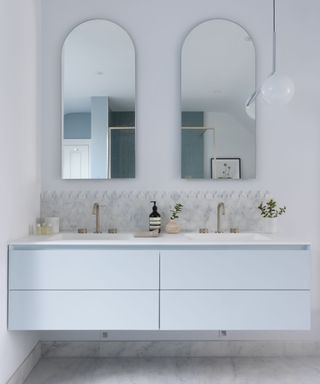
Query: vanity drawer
160 290 310 330
9 249 159 290
8 290 159 330
160 250 310 289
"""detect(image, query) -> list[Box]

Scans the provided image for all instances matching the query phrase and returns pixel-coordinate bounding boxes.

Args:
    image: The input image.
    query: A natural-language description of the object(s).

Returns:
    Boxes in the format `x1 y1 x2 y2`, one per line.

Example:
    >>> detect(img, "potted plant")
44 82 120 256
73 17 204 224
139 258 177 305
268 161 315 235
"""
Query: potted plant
165 203 183 234
258 198 286 233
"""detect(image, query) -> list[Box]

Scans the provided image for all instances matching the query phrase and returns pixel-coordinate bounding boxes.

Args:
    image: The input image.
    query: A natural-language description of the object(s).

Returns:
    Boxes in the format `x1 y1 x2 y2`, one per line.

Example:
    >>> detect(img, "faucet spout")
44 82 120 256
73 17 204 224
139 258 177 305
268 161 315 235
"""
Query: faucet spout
216 202 225 233
92 202 98 214
92 202 101 233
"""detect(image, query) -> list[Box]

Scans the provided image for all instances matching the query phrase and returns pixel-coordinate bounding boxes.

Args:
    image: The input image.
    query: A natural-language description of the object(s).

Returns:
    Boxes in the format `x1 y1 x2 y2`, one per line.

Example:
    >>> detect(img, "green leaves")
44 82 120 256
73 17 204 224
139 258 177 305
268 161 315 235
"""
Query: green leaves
258 199 286 218
170 203 183 220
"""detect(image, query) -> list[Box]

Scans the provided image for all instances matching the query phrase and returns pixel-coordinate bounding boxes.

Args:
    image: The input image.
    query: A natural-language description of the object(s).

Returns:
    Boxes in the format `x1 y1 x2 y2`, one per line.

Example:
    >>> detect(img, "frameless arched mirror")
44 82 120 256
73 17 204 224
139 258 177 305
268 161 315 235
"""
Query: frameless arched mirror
62 19 135 179
181 19 256 180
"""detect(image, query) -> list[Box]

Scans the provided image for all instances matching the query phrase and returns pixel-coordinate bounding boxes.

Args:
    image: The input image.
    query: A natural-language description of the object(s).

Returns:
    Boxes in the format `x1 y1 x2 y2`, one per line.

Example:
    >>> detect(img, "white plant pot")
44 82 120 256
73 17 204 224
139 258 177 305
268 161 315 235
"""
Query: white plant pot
264 218 277 234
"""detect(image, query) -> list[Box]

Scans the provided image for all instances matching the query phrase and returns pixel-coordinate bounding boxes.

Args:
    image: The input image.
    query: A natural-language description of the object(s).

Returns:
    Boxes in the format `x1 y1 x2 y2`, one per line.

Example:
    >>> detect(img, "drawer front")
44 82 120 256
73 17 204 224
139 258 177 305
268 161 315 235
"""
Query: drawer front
9 249 159 289
160 291 310 330
161 250 310 289
9 291 159 330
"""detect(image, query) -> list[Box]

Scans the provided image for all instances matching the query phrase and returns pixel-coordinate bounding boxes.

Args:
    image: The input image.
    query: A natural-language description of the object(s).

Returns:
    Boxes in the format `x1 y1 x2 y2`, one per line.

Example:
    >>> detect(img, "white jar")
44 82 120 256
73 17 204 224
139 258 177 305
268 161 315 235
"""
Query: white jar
45 217 60 234
264 218 277 234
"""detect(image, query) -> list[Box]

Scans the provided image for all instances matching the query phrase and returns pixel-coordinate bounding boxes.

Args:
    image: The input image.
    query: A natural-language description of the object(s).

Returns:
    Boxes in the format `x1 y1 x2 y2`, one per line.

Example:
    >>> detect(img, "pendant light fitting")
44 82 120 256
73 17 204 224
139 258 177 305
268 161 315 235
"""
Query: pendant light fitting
246 0 295 110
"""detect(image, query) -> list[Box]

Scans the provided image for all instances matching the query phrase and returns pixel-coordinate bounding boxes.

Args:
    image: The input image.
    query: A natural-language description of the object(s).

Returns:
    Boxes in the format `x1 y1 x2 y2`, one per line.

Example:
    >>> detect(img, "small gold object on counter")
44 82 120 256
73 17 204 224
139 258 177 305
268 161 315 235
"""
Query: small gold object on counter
35 224 52 235
199 228 209 233
230 228 240 233
78 228 88 234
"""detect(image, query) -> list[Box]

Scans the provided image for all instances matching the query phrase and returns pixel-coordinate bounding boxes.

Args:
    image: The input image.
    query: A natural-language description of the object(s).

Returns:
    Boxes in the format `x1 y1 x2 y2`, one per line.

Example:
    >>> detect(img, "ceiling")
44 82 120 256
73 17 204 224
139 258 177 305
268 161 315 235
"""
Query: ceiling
63 19 255 118
63 19 135 114
181 19 255 114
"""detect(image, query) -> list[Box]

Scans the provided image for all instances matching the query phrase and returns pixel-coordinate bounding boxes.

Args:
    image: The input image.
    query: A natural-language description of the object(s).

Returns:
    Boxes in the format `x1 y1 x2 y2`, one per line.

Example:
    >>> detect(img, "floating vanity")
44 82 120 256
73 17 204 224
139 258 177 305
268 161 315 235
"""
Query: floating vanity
8 233 311 331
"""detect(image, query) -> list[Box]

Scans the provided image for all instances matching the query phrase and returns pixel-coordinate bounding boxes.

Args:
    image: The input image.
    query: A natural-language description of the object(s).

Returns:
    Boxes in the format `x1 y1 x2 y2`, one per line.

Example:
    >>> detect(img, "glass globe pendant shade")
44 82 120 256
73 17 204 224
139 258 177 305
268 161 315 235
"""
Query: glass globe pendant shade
261 73 295 105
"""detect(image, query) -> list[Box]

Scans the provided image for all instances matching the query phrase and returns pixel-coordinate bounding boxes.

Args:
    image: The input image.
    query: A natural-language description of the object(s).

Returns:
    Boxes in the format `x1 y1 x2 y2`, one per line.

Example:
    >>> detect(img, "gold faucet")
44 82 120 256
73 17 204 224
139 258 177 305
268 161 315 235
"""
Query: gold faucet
216 202 225 233
92 202 102 233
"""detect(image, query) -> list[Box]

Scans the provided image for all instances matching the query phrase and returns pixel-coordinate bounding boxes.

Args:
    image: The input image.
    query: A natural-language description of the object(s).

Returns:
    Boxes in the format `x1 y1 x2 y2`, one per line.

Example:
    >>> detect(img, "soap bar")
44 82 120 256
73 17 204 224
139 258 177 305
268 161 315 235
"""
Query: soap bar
134 231 159 238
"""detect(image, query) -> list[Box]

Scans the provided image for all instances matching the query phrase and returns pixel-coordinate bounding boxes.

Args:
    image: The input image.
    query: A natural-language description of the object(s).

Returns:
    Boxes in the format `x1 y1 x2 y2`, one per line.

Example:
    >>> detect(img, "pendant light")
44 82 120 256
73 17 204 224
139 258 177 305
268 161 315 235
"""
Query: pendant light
246 0 294 114
261 0 295 104
245 96 256 119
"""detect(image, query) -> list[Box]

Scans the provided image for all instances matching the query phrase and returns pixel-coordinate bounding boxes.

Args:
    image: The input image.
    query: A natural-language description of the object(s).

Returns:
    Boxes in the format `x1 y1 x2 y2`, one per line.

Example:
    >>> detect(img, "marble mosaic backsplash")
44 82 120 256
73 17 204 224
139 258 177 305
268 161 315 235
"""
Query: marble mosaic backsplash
41 190 270 233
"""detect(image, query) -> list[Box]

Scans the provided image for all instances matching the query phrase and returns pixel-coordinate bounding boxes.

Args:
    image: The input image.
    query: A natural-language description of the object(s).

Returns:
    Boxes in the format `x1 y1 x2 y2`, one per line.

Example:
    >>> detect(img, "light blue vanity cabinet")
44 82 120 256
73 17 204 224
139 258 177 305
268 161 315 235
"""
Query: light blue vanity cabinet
160 249 311 330
8 248 160 330
8 243 311 331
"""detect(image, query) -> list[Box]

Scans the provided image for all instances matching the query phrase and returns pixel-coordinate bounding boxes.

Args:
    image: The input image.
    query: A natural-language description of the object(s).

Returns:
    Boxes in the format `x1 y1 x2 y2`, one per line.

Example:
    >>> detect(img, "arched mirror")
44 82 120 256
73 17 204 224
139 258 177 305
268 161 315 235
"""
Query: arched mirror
62 19 135 179
181 19 256 180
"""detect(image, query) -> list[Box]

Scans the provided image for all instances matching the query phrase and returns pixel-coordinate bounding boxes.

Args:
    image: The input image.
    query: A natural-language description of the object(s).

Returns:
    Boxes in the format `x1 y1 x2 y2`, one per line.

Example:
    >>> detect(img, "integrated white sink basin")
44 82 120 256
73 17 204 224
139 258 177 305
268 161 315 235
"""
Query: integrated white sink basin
49 233 133 241
10 231 308 247
185 232 270 242
45 232 270 244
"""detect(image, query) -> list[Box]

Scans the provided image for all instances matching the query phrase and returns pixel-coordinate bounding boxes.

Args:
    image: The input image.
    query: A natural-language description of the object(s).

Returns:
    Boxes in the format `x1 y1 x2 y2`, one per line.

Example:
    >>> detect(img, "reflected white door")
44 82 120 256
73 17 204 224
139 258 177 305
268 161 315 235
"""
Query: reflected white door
63 145 89 179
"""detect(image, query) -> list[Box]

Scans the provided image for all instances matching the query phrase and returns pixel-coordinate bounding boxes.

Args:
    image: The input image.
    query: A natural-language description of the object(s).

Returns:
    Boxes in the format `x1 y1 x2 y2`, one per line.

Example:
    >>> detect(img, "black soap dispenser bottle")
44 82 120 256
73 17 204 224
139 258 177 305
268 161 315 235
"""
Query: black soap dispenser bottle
149 201 161 233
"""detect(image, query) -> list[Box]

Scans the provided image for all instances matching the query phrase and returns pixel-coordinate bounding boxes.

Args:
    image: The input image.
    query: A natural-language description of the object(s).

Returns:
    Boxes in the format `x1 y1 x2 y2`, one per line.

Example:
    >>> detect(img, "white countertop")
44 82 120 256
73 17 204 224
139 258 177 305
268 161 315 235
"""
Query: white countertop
9 232 311 247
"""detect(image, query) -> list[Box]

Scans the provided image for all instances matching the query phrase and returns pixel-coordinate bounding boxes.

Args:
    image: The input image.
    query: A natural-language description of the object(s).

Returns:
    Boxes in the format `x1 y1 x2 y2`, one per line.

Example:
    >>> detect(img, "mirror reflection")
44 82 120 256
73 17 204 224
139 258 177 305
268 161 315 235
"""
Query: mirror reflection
181 19 256 179
62 19 135 179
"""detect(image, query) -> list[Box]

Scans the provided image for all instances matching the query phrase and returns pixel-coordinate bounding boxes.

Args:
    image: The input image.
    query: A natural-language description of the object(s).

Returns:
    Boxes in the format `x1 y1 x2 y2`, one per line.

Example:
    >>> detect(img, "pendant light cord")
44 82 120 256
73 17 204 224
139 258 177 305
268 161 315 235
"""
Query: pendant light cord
246 0 276 107
272 0 276 74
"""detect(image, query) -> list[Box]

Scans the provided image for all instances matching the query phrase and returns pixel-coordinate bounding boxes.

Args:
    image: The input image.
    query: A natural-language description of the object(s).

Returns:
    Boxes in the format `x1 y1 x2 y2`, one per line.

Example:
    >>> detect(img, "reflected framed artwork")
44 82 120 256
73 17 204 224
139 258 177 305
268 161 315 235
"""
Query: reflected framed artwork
210 158 241 179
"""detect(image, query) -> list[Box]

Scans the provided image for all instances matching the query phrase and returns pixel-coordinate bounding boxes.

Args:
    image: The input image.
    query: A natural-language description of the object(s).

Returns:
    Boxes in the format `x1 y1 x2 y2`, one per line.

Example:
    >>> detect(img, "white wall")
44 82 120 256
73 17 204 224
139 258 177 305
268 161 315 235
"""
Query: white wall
0 0 41 382
41 0 320 340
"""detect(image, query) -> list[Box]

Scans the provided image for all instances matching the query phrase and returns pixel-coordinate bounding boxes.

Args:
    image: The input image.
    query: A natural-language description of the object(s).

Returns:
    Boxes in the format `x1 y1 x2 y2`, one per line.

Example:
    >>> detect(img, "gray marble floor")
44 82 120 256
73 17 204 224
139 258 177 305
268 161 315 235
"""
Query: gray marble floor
23 357 320 384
